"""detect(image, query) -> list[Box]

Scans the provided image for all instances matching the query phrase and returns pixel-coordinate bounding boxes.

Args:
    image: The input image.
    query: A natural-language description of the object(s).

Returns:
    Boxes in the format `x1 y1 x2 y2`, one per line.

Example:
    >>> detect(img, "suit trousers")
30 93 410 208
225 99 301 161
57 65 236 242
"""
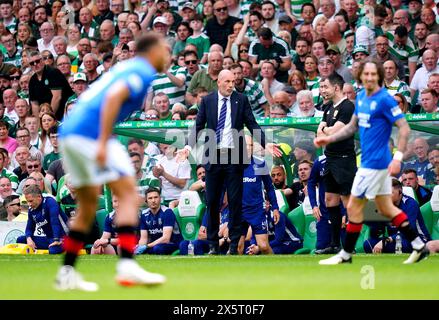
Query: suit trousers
204 149 244 249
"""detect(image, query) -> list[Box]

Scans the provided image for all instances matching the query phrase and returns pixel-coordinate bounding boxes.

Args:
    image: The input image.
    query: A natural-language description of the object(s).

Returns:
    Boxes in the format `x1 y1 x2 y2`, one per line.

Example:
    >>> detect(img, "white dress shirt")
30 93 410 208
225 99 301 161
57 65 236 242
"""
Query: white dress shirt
217 92 234 148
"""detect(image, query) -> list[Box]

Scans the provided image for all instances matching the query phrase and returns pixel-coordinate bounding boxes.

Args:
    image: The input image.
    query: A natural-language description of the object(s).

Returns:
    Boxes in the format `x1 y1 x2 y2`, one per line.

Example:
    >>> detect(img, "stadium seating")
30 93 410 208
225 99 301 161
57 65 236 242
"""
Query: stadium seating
287 205 305 237
403 186 418 203
173 191 205 241
420 185 439 240
275 190 290 214
421 202 434 236
355 225 370 254
95 209 108 236
287 203 317 254
55 175 67 203
295 213 317 254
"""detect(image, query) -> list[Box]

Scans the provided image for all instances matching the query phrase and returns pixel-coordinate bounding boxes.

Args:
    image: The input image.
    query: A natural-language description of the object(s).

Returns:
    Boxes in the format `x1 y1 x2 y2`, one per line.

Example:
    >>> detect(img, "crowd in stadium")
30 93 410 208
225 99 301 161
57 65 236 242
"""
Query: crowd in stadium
0 0 438 256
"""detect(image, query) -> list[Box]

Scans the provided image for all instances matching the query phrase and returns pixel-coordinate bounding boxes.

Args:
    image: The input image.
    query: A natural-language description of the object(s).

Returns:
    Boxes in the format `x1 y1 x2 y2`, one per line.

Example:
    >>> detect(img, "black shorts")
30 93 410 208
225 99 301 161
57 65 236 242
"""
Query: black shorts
323 155 357 196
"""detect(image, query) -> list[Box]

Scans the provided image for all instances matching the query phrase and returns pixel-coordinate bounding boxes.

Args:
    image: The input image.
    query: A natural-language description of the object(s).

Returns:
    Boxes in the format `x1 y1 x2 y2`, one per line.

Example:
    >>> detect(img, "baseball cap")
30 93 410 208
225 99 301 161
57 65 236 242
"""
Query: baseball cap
352 45 369 56
408 0 422 4
0 73 10 80
182 2 195 10
73 72 87 83
326 44 340 55
278 15 293 24
153 16 169 26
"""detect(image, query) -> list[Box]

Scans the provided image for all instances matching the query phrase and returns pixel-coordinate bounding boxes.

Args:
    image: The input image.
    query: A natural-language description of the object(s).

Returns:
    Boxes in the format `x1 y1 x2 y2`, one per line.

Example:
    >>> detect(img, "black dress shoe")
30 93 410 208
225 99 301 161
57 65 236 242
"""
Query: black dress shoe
315 246 336 254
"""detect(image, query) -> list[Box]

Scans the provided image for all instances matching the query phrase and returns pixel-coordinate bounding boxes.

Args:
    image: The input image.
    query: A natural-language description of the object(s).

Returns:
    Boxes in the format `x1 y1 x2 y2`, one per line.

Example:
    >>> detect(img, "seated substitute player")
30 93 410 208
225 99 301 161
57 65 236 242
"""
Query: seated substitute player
238 135 280 255
363 178 431 254
16 185 69 254
246 210 303 255
179 205 230 255
91 195 121 255
135 187 183 255
315 59 430 265
55 33 169 291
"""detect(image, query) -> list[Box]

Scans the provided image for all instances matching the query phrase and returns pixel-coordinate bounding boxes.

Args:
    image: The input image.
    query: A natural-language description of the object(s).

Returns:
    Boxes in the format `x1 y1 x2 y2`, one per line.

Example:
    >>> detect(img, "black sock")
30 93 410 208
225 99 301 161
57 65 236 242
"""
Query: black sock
64 230 87 267
343 222 363 253
398 221 419 243
327 206 342 248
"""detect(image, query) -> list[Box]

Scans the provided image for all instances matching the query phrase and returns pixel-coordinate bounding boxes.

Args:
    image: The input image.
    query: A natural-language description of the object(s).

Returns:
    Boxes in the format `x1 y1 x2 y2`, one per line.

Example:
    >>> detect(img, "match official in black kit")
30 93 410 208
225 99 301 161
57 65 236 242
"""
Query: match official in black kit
179 69 280 255
315 73 356 254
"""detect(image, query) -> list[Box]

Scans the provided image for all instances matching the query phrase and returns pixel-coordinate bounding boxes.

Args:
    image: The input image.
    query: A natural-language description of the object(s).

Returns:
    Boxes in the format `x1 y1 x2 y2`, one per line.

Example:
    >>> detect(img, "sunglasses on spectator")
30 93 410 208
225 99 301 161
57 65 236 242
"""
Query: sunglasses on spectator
185 60 197 65
239 49 249 53
145 114 158 119
43 55 53 60
29 59 41 66
27 165 40 169
215 7 227 12
6 202 20 208
10 76 20 80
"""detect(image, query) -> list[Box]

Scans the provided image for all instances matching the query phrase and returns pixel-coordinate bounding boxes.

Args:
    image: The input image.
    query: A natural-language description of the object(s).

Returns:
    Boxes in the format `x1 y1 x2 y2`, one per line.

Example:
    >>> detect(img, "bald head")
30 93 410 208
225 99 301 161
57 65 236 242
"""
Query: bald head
209 44 224 53
208 51 223 73
217 70 235 97
273 91 290 106
324 20 341 42
218 69 234 82
426 34 439 53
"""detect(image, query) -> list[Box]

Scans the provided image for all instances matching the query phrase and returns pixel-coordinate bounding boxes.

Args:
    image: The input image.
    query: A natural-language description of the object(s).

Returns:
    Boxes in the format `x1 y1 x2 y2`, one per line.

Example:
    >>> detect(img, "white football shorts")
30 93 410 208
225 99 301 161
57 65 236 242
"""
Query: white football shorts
59 135 134 188
351 168 392 200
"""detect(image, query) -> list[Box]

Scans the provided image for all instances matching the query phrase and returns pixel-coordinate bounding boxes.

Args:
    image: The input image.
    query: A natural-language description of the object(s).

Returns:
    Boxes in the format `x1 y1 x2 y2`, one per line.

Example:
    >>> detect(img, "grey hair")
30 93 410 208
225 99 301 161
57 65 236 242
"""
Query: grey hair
53 36 67 45
296 90 313 104
23 184 42 197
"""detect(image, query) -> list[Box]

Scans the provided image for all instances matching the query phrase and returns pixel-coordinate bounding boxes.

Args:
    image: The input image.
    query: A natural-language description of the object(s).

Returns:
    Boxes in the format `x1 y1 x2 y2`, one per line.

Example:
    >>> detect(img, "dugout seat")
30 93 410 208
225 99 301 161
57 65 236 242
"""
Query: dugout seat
55 175 67 203
420 185 439 240
173 191 205 241
355 224 370 254
287 203 317 254
288 205 305 237
403 186 418 203
294 213 318 254
95 209 108 236
275 190 290 214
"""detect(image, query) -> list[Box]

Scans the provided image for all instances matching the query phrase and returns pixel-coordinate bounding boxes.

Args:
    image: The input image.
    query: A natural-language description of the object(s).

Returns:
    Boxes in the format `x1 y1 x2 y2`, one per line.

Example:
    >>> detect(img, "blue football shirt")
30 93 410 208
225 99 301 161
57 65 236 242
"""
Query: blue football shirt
60 57 156 140
355 88 404 169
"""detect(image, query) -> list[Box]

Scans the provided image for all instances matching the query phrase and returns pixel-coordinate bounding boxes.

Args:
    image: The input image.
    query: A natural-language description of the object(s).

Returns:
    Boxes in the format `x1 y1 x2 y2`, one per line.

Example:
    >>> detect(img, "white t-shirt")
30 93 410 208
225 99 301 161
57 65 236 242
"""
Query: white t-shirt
410 65 439 104
269 80 285 95
157 155 191 201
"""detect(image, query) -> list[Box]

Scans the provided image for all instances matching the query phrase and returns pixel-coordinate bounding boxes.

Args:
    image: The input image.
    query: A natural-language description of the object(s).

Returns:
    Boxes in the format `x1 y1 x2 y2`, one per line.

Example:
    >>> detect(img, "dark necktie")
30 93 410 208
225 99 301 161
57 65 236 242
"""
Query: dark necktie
216 97 228 144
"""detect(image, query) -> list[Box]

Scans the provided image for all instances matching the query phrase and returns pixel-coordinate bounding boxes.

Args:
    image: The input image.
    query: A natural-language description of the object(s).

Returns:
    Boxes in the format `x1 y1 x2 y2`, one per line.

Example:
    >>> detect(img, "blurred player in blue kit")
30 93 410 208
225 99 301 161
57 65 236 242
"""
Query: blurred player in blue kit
315 59 430 265
55 32 170 291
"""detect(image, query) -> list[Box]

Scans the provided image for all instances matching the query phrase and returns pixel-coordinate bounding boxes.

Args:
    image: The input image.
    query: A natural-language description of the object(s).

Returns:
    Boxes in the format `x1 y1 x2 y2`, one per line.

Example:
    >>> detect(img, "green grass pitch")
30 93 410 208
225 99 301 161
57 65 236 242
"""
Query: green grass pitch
1 254 438 300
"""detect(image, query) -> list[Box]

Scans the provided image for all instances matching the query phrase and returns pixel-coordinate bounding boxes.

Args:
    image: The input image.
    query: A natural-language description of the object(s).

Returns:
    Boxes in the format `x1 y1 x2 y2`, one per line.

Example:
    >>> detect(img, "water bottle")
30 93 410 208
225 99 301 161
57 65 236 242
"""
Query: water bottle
395 232 402 254
188 241 194 256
